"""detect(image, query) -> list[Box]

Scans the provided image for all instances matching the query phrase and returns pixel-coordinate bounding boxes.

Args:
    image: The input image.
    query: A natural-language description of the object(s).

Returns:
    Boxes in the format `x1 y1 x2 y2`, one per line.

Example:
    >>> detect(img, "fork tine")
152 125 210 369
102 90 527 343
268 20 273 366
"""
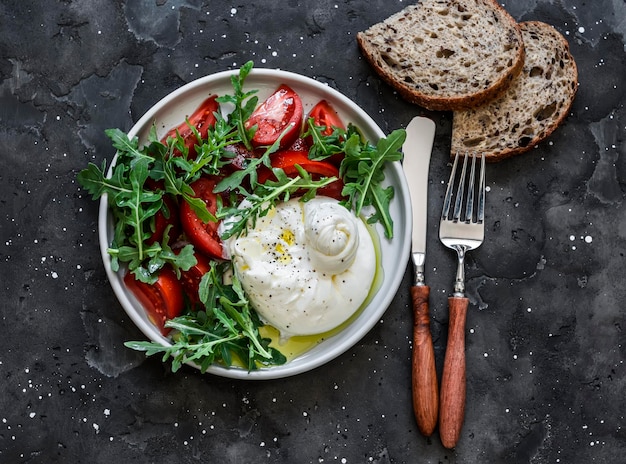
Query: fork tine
442 152 486 224
477 153 486 224
452 153 468 222
441 152 460 220
464 154 476 223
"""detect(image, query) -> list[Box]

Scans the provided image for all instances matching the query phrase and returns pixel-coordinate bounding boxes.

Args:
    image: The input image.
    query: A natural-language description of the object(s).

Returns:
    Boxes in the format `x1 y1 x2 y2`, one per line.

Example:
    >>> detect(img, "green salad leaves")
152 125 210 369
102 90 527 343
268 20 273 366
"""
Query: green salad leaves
306 121 405 239
125 262 286 373
77 60 406 372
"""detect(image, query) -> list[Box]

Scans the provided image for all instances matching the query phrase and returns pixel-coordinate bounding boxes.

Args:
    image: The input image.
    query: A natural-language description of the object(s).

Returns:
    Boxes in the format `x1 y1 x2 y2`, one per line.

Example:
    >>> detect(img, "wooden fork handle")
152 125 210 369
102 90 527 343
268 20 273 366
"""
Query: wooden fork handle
410 285 438 437
439 296 468 449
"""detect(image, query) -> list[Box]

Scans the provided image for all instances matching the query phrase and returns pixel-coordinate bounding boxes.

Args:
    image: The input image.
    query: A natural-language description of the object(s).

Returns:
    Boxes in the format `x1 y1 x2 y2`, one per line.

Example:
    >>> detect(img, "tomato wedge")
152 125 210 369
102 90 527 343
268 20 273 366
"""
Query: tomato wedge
124 267 184 335
180 177 224 260
307 99 346 166
287 136 312 153
222 142 257 173
161 95 219 159
308 99 345 136
257 150 344 200
180 252 211 309
245 84 303 149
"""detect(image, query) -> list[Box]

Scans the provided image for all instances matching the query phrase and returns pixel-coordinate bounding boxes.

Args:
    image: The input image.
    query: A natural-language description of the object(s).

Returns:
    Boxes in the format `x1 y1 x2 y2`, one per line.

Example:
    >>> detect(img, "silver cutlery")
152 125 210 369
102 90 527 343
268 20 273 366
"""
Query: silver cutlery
402 116 438 437
438 152 486 448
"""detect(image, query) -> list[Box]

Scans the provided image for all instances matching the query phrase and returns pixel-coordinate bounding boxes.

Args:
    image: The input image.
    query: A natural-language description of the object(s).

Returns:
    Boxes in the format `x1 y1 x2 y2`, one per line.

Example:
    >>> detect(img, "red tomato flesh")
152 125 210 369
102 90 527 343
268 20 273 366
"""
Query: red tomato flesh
307 99 346 166
161 95 219 159
222 142 257 172
245 84 303 149
308 99 345 135
287 136 312 153
180 177 224 260
124 267 184 335
180 252 211 309
146 195 181 245
257 150 344 200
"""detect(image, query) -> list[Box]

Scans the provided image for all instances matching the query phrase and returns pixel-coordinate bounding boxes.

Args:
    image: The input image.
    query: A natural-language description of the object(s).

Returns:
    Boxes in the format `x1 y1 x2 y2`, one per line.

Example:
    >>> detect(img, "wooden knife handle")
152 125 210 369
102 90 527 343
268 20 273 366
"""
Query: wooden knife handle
410 285 438 437
439 296 468 448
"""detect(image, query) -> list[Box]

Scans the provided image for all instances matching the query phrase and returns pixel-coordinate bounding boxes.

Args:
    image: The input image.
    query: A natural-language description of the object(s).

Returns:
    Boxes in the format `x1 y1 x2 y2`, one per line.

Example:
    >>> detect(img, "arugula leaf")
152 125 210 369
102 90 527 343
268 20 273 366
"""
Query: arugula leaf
77 159 135 202
78 129 209 280
106 128 155 168
304 118 345 161
307 122 406 238
216 60 258 151
217 168 337 240
124 261 286 372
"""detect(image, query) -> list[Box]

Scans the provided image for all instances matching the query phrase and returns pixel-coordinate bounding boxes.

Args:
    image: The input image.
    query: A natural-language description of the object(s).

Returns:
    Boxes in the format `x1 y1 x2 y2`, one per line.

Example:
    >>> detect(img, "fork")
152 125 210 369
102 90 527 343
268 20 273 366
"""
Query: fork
438 152 486 449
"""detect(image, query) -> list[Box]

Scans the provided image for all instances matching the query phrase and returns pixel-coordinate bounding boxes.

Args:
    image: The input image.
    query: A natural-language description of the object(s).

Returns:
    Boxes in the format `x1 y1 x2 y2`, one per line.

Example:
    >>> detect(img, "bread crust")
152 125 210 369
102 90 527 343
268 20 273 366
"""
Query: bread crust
357 0 525 111
451 21 579 162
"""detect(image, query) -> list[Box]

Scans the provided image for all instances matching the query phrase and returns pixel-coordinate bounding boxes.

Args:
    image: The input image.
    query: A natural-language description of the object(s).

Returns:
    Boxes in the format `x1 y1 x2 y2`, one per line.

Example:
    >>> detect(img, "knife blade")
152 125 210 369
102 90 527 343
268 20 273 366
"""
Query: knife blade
402 116 438 437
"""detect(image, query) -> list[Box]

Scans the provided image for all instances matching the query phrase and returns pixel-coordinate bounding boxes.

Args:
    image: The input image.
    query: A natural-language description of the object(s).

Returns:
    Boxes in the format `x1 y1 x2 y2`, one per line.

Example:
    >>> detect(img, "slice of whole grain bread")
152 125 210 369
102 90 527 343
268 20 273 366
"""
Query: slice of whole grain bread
356 0 525 111
451 21 578 162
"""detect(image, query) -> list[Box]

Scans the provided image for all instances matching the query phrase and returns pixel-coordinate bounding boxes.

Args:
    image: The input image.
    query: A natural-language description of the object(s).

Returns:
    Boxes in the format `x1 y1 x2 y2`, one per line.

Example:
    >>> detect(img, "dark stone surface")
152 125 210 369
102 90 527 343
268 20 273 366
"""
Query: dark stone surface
1 0 625 462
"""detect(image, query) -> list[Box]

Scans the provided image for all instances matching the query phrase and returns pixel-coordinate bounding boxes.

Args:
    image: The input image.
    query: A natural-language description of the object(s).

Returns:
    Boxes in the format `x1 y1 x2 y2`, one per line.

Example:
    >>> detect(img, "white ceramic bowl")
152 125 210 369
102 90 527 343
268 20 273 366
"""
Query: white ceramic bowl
98 68 412 379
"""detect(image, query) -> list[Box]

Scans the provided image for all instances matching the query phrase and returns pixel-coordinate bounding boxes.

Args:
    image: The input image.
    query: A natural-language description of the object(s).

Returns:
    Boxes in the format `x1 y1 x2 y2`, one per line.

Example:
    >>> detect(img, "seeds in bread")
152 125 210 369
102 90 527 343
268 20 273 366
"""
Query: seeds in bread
451 21 578 162
356 0 525 111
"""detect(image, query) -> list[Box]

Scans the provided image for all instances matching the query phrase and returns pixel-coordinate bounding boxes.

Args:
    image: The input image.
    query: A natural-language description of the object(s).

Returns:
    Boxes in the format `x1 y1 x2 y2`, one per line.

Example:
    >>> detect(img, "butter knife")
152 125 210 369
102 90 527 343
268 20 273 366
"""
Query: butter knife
402 116 438 437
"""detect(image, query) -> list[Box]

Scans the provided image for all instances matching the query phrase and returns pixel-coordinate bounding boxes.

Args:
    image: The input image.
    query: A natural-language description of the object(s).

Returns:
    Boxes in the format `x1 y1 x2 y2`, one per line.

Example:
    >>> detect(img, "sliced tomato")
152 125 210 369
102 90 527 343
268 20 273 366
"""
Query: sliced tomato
222 142 257 172
146 195 181 245
307 99 346 166
287 136 312 153
161 95 219 159
308 99 345 136
180 253 211 309
180 177 224 260
124 267 184 335
257 150 344 200
245 84 303 149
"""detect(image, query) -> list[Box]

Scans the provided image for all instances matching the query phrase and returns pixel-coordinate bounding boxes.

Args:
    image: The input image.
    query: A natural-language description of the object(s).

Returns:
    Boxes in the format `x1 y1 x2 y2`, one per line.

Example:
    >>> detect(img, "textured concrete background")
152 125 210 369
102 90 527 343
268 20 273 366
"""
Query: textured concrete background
1 0 625 462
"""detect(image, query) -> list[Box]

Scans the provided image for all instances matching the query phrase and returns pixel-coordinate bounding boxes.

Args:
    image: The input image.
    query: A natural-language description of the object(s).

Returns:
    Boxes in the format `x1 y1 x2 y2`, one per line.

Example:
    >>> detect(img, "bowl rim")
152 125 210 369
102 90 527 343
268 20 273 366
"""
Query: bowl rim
98 68 412 379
